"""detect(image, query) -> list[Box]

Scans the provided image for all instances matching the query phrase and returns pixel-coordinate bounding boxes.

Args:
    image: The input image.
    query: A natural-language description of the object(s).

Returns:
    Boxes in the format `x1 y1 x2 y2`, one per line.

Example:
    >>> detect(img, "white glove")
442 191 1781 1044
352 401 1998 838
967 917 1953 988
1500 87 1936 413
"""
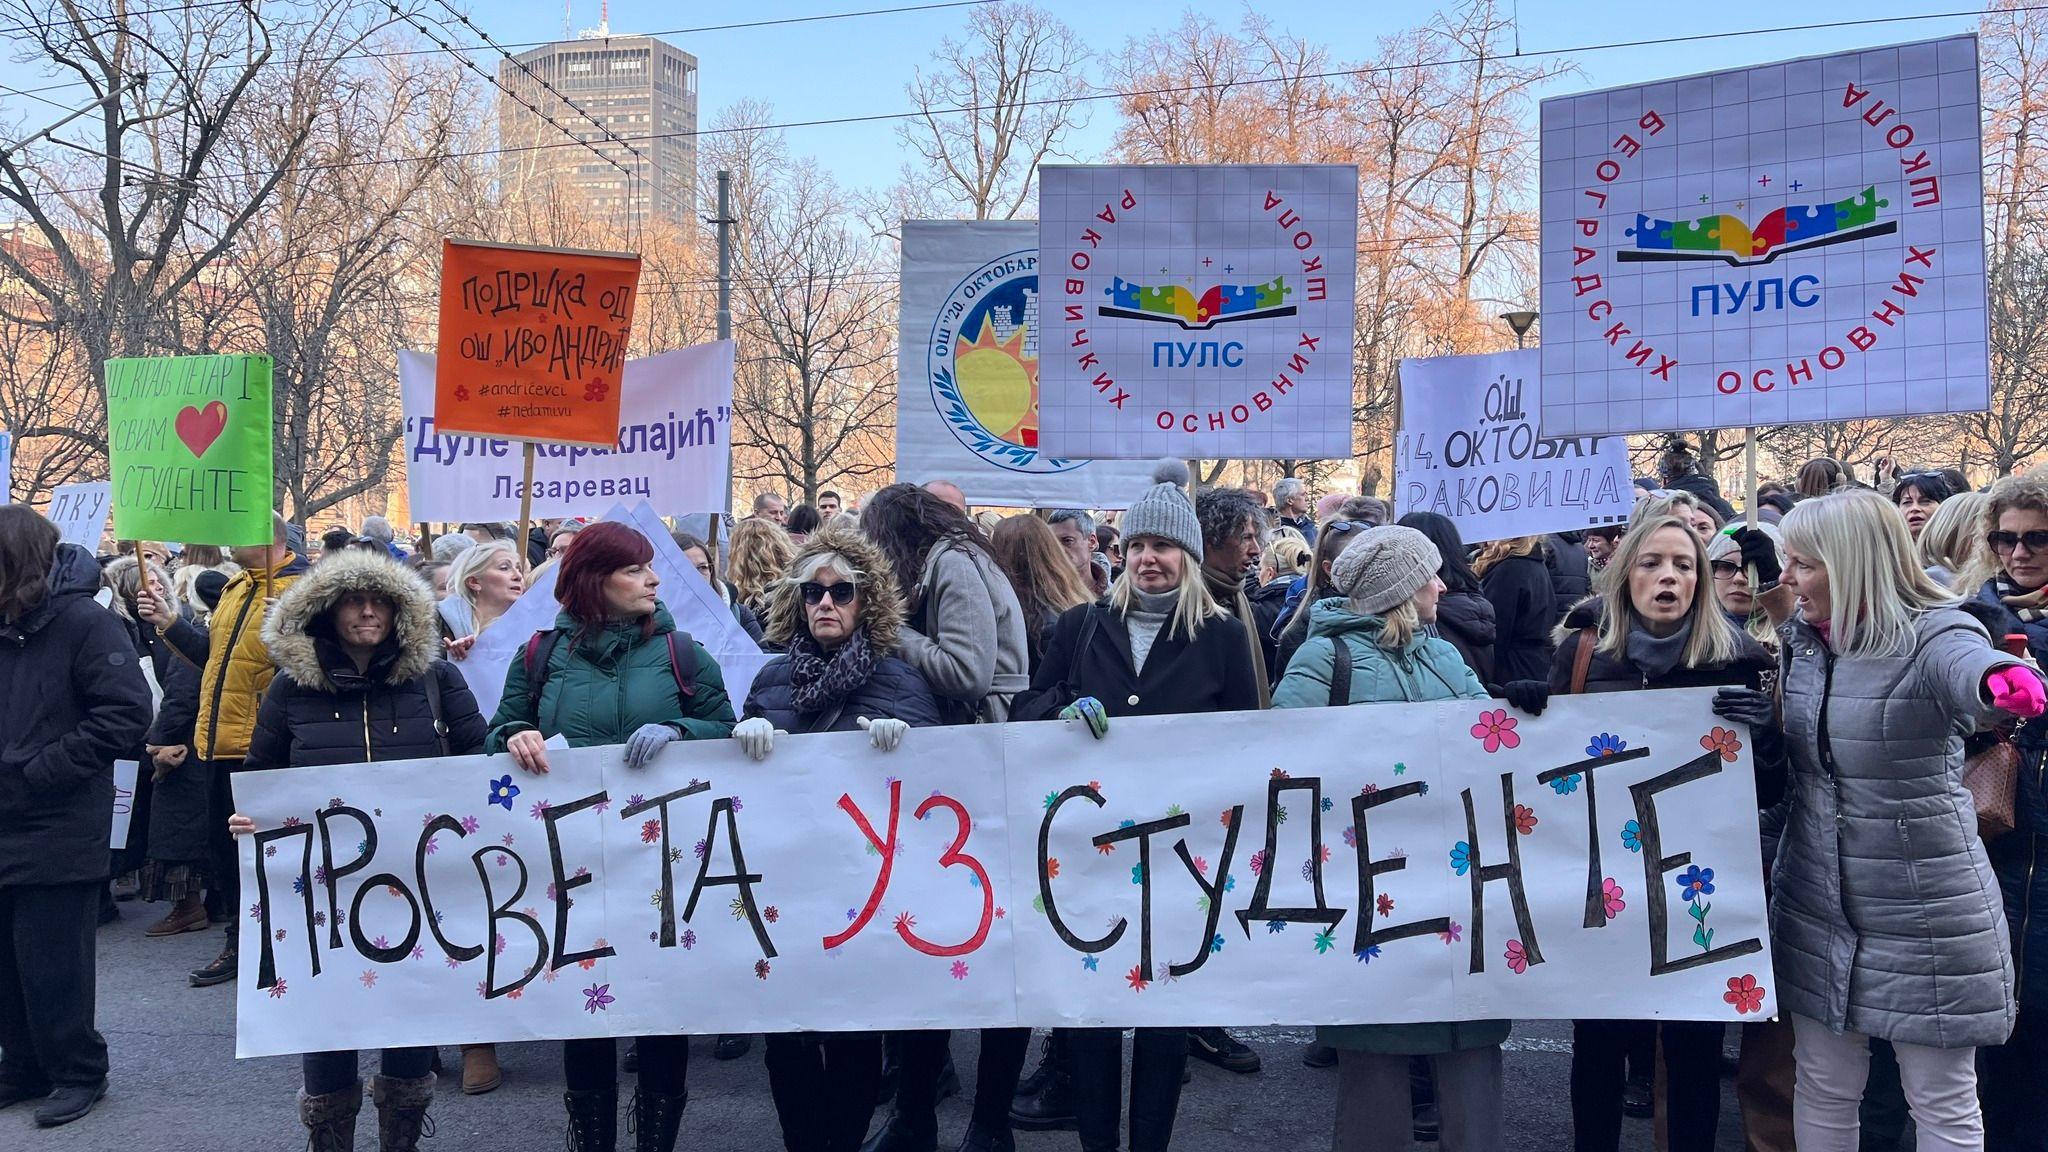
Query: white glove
858 716 909 752
734 716 780 761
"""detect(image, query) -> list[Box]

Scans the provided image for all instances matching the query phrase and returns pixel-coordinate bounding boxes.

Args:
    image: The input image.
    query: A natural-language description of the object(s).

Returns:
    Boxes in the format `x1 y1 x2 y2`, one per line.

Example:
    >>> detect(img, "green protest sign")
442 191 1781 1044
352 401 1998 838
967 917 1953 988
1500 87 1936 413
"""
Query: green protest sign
106 355 274 546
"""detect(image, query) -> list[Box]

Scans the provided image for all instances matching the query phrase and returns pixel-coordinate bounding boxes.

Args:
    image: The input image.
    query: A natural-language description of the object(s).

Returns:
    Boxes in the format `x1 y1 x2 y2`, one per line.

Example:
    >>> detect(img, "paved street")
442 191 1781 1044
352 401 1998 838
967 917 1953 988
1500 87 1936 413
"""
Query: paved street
5 908 1748 1151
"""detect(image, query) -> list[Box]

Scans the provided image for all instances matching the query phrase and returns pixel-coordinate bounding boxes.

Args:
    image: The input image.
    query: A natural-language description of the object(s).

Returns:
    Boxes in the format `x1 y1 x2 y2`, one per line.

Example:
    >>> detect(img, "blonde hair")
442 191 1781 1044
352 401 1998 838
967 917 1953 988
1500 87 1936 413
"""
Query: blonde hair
1593 515 1742 668
1970 468 2048 593
1262 534 1312 582
1371 600 1421 649
1705 525 1783 647
1780 488 1960 657
1108 545 1222 639
1472 535 1539 578
445 540 521 617
1919 490 1989 589
759 527 904 653
1631 489 1701 529
729 518 796 611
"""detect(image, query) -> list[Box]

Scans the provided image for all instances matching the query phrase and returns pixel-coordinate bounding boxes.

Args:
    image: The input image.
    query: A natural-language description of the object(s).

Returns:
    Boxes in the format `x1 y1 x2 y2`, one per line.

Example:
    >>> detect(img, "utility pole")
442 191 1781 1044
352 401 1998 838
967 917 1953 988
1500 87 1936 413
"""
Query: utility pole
706 169 736 564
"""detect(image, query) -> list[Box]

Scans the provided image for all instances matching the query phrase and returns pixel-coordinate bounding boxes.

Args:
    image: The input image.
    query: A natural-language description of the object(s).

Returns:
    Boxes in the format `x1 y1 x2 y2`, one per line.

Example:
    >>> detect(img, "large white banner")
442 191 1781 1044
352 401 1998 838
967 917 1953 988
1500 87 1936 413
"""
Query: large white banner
1538 35 1987 436
1035 165 1359 460
452 500 771 723
1395 351 1633 543
48 481 112 550
235 689 1775 1057
401 342 735 522
897 221 1159 509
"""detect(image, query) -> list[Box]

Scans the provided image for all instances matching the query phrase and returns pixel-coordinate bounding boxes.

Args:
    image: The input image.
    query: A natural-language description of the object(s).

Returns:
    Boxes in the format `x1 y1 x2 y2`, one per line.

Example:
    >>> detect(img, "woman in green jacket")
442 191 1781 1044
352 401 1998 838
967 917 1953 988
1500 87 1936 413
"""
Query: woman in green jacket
1271 525 1508 1152
486 522 735 1152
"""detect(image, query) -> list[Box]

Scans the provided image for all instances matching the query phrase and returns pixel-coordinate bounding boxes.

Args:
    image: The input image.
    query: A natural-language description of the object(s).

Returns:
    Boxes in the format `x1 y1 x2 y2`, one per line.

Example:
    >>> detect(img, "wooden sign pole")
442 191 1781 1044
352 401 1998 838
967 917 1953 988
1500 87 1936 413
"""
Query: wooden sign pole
515 443 537 573
1744 428 1759 530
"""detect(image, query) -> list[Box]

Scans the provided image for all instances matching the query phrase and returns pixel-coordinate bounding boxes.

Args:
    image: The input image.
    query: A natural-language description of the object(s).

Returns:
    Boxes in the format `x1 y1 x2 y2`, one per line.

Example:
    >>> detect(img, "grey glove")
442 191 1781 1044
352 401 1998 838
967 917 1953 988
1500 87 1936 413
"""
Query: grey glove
624 722 680 769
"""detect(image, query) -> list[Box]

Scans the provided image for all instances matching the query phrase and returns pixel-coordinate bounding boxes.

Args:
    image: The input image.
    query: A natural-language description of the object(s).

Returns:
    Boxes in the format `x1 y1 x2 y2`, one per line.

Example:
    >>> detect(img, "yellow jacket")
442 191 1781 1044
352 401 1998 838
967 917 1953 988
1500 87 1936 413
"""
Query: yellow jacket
193 552 308 761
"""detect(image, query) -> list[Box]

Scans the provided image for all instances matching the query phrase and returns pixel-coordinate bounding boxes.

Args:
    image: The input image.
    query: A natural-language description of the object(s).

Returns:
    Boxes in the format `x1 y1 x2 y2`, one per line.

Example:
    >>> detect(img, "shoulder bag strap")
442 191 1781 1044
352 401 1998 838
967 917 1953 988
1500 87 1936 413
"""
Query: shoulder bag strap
422 664 450 756
1569 627 1597 695
1327 637 1353 707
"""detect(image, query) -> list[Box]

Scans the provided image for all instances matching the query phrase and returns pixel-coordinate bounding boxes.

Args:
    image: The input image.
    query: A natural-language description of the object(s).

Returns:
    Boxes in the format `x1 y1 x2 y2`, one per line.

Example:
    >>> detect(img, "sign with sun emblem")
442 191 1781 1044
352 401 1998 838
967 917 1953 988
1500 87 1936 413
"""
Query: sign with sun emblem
897 222 1160 508
1537 36 1987 436
1036 165 1359 460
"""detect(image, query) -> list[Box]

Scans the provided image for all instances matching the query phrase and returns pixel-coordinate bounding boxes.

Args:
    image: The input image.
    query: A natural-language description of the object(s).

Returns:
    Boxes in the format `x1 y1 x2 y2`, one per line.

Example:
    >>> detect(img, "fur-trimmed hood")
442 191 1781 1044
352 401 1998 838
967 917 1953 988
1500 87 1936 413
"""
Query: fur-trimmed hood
262 549 439 692
760 526 904 654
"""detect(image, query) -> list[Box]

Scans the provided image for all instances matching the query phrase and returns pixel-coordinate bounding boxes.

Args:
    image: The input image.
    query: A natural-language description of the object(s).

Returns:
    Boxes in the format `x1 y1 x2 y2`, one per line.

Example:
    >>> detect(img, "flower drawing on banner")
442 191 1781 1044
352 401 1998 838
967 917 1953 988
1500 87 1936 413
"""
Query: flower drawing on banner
729 897 748 921
1082 955 1099 972
1603 877 1627 919
1131 863 1146 885
1248 849 1268 875
248 903 262 920
1449 841 1473 876
1621 820 1642 853
1219 808 1234 827
1470 709 1521 753
1376 893 1395 918
1701 727 1743 762
1678 865 1716 899
763 906 780 924
639 819 661 844
1679 866 1718 951
583 983 614 1013
1042 791 1060 810
268 980 288 998
1724 974 1767 1015
488 775 519 811
459 814 479 835
1045 857 1061 879
1210 934 1225 954
1342 825 1358 848
951 960 969 980
501 833 515 847
529 800 551 821
265 845 277 858
411 945 425 961
580 939 607 969
1587 732 1628 758
755 960 771 980
1313 928 1336 954
1126 964 1148 992
1354 944 1382 964
1095 840 1115 855
1550 773 1582 795
1505 940 1529 974
1513 804 1539 835
1440 921 1464 945
360 970 378 989
894 911 917 934
681 930 697 950
995 906 1006 919
373 935 390 950
1265 920 1287 934
1193 855 1209 876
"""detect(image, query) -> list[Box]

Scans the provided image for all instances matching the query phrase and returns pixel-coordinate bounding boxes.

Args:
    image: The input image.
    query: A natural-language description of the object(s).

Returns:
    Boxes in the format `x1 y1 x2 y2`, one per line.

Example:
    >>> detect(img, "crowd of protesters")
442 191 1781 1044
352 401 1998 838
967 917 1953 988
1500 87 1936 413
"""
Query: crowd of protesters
1 447 2043 1152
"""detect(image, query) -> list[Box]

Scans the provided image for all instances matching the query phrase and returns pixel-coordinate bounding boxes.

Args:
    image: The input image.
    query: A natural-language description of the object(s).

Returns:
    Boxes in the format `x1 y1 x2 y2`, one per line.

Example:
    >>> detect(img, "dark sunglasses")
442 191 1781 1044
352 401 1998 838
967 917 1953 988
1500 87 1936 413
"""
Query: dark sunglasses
1324 519 1368 536
800 580 857 606
1989 530 2048 555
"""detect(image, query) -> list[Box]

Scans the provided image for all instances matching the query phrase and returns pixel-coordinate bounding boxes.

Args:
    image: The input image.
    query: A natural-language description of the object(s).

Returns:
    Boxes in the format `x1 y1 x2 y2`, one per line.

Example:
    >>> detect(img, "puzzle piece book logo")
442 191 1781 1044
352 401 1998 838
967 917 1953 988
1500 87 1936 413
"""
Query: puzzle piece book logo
1098 275 1297 330
1621 186 1896 267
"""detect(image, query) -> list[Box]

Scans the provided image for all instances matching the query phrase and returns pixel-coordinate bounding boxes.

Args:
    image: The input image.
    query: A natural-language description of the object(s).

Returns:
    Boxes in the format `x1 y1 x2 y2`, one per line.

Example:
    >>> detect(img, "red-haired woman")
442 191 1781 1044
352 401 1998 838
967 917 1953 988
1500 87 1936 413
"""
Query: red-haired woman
485 522 736 1152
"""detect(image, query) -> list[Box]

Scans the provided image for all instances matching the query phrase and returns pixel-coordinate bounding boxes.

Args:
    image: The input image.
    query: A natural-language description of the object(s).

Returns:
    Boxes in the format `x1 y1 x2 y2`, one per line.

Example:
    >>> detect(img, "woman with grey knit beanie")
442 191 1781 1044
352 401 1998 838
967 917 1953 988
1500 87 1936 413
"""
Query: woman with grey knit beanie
1271 525 1507 1152
1010 459 1262 1152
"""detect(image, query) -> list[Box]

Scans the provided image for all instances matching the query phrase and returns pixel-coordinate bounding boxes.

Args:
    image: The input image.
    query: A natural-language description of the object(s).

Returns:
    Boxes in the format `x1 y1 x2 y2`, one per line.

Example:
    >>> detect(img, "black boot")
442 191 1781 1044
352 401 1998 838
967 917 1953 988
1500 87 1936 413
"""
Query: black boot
1013 1032 1061 1100
713 1034 751 1060
298 1083 362 1152
952 1123 1016 1152
1008 1040 1077 1131
629 1088 686 1152
859 1114 937 1152
372 1072 435 1152
565 1088 618 1152
189 934 238 987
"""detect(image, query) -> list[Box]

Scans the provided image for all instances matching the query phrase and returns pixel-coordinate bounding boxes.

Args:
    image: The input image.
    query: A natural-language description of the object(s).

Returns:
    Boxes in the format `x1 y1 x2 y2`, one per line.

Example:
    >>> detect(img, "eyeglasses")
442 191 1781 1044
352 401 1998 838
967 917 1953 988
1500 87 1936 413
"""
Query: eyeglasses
1710 560 1743 579
1989 530 2048 555
800 581 857 606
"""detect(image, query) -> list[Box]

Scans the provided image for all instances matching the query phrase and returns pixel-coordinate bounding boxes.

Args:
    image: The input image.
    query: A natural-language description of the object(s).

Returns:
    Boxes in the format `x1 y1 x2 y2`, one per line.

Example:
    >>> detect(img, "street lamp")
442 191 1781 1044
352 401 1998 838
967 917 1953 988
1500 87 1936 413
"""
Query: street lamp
1499 310 1539 348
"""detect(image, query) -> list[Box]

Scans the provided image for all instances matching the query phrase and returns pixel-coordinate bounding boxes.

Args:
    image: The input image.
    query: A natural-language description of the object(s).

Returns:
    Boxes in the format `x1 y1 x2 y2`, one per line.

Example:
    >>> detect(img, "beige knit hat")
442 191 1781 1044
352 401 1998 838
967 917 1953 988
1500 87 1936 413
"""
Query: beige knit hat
1332 525 1442 614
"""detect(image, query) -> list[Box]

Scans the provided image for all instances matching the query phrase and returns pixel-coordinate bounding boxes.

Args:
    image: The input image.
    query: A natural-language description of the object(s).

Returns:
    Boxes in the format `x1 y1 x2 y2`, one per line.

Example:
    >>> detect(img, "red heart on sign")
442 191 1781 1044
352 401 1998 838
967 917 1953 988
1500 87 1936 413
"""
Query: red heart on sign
174 400 229 458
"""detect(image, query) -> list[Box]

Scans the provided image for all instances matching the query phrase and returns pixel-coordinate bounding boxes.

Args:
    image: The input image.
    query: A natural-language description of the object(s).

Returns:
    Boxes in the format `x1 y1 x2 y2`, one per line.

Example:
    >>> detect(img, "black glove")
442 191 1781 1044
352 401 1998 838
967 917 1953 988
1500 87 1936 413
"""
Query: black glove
1498 680 1551 716
1712 686 1775 728
1731 527 1782 587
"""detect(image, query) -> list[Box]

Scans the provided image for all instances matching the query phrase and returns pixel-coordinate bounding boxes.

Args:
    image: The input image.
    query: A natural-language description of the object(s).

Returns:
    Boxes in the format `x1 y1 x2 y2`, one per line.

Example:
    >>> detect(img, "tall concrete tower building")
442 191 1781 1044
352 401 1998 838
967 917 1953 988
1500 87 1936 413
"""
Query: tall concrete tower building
497 14 697 230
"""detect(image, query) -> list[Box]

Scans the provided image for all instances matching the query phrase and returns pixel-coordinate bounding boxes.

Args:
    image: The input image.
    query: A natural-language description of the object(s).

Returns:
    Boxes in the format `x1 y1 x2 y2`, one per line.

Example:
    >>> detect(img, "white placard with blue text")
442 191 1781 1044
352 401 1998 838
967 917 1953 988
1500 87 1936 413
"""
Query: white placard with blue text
1538 35 1987 435
401 342 734 522
1396 351 1633 543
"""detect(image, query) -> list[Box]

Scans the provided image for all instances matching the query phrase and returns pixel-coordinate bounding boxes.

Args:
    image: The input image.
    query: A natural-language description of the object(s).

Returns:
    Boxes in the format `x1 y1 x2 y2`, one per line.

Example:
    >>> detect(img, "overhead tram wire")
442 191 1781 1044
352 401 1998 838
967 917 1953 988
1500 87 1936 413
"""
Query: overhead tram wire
17 4 2046 199
0 0 1001 99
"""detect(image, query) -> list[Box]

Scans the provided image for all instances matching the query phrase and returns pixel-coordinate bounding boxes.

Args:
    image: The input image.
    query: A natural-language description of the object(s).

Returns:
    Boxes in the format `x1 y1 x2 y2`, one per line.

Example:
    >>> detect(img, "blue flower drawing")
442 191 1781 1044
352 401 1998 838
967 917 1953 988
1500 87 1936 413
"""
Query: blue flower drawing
1621 820 1642 853
1550 773 1582 795
1449 841 1473 876
488 775 520 811
1587 732 1628 757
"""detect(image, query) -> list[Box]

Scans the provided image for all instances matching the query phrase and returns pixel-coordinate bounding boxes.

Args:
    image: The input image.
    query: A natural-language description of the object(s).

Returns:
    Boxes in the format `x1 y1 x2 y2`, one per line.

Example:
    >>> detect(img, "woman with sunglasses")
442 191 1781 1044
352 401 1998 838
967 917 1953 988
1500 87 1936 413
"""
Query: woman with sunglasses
1274 516 1370 677
729 527 939 1152
485 522 737 1152
1969 470 2048 1149
1012 464 1262 1152
1890 470 1955 542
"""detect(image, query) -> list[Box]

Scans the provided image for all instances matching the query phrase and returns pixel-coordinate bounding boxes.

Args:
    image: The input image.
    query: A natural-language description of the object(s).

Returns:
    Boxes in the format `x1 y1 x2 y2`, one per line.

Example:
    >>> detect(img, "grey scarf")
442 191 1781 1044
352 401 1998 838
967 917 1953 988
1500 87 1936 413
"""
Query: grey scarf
1125 587 1177 674
1627 618 1693 682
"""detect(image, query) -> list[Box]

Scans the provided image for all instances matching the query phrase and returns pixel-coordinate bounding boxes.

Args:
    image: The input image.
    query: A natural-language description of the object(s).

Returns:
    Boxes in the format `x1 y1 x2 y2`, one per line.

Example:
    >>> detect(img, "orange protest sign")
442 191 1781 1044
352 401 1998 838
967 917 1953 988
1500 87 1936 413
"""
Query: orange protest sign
434 238 642 447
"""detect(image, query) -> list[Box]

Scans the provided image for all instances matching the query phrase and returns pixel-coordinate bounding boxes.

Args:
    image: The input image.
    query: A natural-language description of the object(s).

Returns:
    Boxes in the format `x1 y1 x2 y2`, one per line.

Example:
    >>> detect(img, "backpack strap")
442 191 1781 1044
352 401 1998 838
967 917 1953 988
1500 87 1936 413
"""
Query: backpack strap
665 631 699 698
422 664 451 757
1327 638 1353 707
1069 606 1101 691
1569 627 1597 695
524 629 563 716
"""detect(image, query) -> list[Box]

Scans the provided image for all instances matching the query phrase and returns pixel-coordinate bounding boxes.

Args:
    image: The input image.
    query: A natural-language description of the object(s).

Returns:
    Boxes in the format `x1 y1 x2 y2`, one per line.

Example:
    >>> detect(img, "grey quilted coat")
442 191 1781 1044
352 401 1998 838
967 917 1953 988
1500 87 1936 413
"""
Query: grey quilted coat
1772 608 2020 1048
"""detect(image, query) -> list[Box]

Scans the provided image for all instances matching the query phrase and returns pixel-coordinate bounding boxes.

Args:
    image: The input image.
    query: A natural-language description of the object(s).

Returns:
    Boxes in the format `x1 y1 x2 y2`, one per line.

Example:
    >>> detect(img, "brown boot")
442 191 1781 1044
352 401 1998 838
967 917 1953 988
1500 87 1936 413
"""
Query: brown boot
146 897 209 937
298 1083 361 1152
461 1044 502 1094
372 1072 435 1152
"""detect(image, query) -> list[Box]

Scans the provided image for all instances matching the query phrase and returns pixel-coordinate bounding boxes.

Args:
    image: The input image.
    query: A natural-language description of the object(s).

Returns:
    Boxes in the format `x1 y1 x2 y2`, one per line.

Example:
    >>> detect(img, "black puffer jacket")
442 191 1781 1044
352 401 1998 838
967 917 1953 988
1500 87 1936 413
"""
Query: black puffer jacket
0 543 153 886
245 551 487 771
1544 534 1592 622
1248 575 1293 683
1481 551 1558 684
1433 588 1497 685
745 652 944 734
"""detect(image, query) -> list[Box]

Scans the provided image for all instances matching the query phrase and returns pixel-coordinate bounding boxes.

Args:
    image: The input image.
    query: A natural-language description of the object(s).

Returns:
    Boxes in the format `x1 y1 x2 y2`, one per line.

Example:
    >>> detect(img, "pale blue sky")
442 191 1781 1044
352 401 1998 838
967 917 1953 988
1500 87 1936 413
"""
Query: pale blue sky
486 0 1983 194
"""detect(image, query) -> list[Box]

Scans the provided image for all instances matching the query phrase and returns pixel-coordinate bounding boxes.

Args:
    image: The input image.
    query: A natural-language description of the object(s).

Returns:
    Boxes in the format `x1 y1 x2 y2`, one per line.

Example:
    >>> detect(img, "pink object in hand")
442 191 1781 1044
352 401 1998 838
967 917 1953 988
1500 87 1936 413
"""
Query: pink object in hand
1986 666 2047 718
